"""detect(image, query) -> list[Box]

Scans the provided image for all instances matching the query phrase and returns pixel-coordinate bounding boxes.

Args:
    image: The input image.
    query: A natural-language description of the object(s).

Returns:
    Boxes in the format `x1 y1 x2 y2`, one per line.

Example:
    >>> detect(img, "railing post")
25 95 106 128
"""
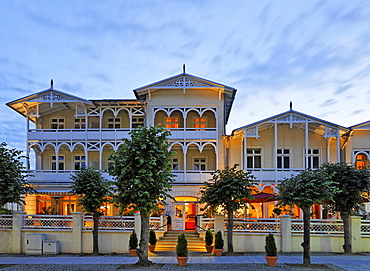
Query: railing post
72 212 83 253
160 215 166 231
197 215 204 232
12 211 26 253
214 214 224 234
134 212 141 241
350 216 361 253
280 215 292 252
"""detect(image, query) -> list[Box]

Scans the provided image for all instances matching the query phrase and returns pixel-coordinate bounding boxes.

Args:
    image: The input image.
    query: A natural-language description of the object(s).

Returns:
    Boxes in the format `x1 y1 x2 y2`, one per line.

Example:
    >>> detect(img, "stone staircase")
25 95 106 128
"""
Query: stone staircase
155 230 206 252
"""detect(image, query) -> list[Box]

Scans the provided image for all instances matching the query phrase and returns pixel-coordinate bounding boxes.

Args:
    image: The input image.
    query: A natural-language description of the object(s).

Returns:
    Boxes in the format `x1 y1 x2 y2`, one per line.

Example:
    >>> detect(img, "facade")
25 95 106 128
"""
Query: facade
6 71 370 229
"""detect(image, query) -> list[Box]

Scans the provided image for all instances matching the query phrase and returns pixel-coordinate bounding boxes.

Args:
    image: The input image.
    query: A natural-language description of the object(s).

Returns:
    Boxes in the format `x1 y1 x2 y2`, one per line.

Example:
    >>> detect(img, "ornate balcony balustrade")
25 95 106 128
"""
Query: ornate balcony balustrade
246 168 304 184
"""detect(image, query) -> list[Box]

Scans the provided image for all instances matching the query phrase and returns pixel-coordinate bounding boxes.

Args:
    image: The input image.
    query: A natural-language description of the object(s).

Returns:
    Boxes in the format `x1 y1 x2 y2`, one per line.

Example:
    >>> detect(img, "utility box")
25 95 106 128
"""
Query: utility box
26 233 46 255
43 240 60 255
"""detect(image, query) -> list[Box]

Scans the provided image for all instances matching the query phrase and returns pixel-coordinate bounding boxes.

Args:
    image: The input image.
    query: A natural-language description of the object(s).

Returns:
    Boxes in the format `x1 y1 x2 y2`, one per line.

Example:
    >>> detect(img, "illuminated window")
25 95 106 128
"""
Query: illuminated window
194 157 206 171
277 149 290 169
356 154 367 169
166 117 178 130
74 118 86 129
108 118 120 129
194 117 206 131
52 155 64 170
246 148 261 168
74 156 86 170
51 118 64 129
132 116 144 128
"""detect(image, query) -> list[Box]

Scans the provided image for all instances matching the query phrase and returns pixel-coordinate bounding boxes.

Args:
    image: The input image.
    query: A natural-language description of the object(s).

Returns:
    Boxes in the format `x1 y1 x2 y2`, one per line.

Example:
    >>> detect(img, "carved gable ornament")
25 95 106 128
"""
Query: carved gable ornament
25 91 80 103
153 76 215 88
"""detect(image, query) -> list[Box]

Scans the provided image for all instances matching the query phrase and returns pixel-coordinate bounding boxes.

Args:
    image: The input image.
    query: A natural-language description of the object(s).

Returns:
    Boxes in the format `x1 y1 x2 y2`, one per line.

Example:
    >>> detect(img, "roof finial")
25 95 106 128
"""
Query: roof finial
290 101 293 110
183 64 186 73
50 79 54 89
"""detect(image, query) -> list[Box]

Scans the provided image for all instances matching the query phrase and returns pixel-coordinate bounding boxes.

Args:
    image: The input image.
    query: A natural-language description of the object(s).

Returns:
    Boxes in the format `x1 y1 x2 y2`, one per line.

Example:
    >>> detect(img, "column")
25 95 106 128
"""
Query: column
214 214 224 235
72 212 83 253
134 212 141 242
305 122 308 169
12 211 26 253
350 216 362 253
280 215 292 252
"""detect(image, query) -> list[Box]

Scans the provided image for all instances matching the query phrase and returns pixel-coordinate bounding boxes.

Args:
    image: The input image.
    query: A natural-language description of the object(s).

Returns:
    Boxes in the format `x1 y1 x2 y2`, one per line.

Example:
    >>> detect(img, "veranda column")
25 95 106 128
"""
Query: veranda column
337 131 341 162
350 216 362 253
280 215 292 252
72 212 83 253
305 122 309 169
12 211 26 253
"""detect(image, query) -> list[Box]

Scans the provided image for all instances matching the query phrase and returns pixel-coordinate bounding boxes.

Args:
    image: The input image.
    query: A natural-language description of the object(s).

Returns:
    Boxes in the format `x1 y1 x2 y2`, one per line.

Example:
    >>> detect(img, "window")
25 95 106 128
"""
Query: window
51 155 64 170
306 149 320 169
277 149 290 169
172 157 179 170
74 155 86 170
132 116 144 128
246 148 261 168
74 118 86 129
166 117 179 130
194 157 206 171
108 118 120 129
194 117 206 131
355 154 367 169
51 118 64 129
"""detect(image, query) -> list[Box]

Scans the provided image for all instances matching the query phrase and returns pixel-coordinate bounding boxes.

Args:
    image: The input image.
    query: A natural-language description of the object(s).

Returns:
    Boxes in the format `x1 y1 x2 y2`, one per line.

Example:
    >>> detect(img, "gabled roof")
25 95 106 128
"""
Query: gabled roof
133 72 237 123
348 120 370 130
232 110 348 137
6 88 93 119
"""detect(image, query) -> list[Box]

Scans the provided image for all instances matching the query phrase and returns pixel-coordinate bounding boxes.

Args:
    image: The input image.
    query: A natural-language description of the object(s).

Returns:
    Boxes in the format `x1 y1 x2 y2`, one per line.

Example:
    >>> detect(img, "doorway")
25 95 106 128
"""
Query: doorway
172 197 197 230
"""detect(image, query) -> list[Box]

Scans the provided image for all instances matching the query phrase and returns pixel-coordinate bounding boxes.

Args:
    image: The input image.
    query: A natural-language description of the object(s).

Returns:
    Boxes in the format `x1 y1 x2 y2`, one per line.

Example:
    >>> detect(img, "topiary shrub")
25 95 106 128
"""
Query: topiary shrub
176 233 188 257
205 228 213 246
129 230 138 250
215 230 224 249
149 229 157 246
265 233 277 256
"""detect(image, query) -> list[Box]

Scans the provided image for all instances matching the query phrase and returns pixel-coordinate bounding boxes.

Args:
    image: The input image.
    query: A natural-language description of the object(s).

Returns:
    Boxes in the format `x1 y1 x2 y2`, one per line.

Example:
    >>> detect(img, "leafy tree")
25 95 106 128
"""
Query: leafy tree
277 168 336 265
0 142 36 210
199 164 255 254
70 167 109 254
321 162 370 253
108 126 174 266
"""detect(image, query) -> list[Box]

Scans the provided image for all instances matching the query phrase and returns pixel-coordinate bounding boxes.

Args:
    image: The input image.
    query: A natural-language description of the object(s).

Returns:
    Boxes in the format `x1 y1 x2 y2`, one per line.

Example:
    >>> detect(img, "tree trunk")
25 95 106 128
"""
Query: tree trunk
137 210 152 266
301 206 311 265
227 209 234 254
92 212 99 255
341 213 351 253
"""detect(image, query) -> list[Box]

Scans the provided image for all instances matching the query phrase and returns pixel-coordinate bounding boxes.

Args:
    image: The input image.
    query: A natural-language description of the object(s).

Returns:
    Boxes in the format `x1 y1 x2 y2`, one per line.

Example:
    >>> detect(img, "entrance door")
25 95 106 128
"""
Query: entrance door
172 202 197 230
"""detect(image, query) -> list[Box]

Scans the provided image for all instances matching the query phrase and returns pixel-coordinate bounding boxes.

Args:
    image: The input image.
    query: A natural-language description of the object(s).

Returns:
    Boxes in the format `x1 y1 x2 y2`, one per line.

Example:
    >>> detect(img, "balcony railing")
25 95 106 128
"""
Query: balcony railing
246 168 304 183
28 127 218 142
28 170 212 184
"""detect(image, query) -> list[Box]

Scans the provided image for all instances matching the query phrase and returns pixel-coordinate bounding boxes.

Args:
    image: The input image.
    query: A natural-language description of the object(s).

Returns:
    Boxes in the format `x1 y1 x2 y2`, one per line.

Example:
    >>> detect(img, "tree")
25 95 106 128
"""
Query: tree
70 167 109 254
277 168 336 265
0 142 36 211
199 164 255 254
108 126 174 266
321 162 370 253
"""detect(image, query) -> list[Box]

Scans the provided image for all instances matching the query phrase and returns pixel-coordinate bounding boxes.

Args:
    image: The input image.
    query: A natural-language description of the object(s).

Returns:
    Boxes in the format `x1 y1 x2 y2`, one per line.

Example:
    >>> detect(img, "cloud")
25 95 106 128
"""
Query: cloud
335 84 352 94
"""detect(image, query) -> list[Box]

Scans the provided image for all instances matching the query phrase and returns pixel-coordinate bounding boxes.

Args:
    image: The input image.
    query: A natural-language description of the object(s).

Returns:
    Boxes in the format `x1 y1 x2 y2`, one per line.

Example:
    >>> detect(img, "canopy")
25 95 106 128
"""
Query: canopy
247 192 277 203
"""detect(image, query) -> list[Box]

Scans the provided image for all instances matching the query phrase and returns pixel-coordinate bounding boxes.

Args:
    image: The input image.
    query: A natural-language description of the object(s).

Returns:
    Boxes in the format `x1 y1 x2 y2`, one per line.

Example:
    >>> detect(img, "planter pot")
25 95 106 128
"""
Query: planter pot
129 249 137 257
148 244 156 252
205 245 214 253
176 256 188 266
214 248 223 256
265 256 278 266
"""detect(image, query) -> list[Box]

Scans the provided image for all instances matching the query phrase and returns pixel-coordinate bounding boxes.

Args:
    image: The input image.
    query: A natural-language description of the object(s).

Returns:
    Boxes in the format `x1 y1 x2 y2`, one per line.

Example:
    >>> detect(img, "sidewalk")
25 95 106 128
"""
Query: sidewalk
0 254 370 271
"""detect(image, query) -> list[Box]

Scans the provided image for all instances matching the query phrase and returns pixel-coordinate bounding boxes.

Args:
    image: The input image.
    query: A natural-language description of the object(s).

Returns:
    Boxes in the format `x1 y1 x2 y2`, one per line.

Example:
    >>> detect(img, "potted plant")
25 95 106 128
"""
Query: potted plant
214 230 224 256
205 228 214 253
265 233 278 266
149 229 157 252
128 230 138 257
176 233 188 266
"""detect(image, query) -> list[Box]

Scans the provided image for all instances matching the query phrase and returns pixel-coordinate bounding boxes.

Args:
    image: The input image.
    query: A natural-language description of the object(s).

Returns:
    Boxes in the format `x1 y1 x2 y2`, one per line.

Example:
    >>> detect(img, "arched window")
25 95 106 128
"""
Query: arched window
355 154 367 169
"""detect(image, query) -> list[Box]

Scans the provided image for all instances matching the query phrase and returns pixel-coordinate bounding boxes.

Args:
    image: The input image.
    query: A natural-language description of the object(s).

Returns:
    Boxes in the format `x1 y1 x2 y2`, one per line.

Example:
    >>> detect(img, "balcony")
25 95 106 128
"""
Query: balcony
246 168 304 184
28 170 211 185
167 128 217 140
28 129 131 142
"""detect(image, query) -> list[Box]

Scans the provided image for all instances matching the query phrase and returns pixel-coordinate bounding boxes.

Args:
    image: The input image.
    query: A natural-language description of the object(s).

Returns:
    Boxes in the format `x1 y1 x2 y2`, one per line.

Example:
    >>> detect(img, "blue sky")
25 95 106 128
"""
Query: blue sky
1 1 370 151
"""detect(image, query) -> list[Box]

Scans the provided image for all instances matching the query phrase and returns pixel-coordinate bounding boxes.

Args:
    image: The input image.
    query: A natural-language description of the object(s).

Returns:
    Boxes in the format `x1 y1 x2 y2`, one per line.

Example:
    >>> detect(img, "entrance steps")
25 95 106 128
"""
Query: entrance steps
155 230 206 252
